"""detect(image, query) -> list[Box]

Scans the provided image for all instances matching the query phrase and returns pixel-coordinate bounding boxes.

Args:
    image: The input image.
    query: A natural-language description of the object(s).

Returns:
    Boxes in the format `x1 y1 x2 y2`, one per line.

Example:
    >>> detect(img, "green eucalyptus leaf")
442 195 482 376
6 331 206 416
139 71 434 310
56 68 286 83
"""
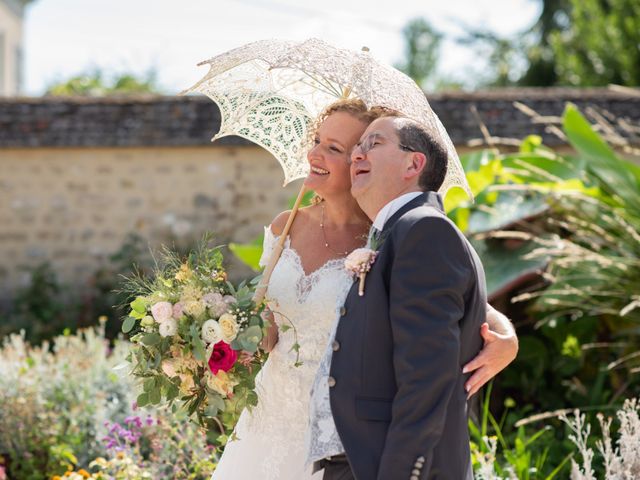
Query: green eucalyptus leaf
141 333 162 346
122 316 136 333
143 377 156 392
137 392 149 408
149 386 162 405
191 330 207 363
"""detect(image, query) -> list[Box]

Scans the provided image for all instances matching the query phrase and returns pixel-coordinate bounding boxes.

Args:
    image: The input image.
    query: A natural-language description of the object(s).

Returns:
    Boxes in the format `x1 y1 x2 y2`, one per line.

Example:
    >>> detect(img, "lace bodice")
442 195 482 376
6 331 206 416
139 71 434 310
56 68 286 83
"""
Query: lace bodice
261 227 351 365
212 226 354 480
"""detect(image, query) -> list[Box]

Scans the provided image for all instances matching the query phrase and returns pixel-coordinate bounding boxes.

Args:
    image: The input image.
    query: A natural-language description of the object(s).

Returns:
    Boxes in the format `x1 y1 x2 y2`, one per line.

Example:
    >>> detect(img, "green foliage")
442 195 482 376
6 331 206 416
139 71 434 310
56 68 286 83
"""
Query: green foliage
0 325 216 479
443 103 640 477
395 18 443 89
228 235 264 272
470 383 574 478
0 262 69 343
436 0 639 87
46 68 162 96
550 0 640 86
0 233 153 345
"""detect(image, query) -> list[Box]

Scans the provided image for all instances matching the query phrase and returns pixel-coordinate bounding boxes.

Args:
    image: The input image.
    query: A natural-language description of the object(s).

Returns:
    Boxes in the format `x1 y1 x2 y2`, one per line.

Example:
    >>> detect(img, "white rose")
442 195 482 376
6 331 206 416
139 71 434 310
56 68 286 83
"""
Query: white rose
218 313 239 343
159 318 178 337
151 301 173 323
201 319 223 344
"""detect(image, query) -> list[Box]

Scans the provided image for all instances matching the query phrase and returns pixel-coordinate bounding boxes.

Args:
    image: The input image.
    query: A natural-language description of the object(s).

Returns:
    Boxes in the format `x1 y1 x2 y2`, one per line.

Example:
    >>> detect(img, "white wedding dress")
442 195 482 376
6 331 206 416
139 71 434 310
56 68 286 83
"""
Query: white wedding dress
211 227 354 480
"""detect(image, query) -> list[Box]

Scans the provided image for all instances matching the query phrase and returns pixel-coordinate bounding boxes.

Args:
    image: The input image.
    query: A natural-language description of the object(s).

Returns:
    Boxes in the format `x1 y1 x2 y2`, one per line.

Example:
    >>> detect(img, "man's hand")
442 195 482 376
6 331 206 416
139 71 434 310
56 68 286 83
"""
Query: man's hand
462 311 518 398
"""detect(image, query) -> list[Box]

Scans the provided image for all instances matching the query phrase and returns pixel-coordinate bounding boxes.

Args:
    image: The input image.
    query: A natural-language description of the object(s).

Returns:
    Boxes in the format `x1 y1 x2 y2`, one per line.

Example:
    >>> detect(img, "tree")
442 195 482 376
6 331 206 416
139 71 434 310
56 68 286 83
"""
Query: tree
395 18 443 89
550 0 640 86
46 68 162 96
449 0 639 87
517 0 570 86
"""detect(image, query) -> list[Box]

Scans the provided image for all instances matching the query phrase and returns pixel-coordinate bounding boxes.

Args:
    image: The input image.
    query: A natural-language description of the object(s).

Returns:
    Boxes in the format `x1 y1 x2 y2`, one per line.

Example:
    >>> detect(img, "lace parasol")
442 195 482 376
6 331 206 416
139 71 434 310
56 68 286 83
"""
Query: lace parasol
183 38 471 198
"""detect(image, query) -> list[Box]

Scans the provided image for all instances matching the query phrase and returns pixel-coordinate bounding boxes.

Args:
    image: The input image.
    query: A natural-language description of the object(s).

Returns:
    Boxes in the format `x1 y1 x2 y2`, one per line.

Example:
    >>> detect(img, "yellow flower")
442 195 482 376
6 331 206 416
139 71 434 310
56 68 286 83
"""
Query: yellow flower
180 285 203 302
206 370 238 398
77 470 91 479
183 300 206 319
175 264 193 282
52 476 63 480
178 373 196 395
116 451 125 460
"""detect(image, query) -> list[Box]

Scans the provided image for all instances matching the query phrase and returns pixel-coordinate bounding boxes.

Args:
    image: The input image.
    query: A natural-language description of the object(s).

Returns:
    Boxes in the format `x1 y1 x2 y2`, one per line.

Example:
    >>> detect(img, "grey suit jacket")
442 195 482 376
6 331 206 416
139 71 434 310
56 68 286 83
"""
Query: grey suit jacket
328 192 486 480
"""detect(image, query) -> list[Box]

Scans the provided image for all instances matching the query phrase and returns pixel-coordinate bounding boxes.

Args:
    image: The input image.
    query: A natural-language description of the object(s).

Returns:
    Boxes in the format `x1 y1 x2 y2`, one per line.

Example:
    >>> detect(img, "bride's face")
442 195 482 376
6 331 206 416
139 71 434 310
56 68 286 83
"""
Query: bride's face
304 111 368 198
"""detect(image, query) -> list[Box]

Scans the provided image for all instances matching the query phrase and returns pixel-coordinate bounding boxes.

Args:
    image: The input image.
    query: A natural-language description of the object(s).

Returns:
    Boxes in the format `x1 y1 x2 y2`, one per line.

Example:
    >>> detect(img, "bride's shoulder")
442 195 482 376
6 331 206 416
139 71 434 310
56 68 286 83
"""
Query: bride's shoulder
268 205 317 236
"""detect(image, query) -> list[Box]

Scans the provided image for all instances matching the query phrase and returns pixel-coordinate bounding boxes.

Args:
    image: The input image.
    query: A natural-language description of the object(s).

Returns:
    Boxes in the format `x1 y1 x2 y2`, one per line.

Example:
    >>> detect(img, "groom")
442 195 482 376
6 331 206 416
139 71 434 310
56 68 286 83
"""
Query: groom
308 114 486 479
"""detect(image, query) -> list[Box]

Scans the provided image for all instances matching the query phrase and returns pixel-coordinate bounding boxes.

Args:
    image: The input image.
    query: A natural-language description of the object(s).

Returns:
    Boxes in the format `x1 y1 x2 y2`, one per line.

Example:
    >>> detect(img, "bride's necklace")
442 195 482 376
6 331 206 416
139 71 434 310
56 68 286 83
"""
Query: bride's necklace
320 203 350 257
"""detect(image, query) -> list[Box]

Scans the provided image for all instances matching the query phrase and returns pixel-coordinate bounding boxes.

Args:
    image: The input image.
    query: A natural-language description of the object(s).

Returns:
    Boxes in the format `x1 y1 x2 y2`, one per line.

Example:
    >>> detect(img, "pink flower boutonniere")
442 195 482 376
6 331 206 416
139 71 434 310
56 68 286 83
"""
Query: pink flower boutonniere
344 248 378 297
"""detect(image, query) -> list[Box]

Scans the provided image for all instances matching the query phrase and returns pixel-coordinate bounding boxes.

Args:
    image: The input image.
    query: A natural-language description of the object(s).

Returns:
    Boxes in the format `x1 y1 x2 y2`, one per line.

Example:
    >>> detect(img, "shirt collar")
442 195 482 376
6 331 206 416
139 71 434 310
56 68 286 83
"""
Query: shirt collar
372 191 423 231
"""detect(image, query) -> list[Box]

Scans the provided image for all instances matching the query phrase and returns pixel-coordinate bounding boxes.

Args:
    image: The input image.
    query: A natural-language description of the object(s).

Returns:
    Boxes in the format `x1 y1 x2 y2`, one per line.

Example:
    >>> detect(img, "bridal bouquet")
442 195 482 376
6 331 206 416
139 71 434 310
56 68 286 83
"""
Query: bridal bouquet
120 237 267 443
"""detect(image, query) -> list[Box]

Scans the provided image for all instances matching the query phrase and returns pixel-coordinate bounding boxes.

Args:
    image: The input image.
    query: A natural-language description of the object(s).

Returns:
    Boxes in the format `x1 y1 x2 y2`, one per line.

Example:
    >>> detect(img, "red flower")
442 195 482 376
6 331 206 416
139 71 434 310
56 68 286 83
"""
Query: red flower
208 341 237 374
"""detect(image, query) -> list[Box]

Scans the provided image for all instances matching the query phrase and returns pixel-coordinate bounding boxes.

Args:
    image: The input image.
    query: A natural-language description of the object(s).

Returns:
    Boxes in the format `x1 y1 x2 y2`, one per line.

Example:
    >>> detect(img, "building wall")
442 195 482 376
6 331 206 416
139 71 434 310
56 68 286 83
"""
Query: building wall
0 145 299 294
0 0 23 96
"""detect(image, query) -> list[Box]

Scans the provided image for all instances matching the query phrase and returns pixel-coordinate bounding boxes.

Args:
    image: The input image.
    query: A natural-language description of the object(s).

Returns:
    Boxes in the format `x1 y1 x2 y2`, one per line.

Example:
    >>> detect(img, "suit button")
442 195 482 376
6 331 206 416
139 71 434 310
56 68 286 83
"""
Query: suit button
414 462 422 468
417 456 425 463
332 340 340 351
327 376 336 387
410 476 419 480
412 469 421 475
340 306 346 316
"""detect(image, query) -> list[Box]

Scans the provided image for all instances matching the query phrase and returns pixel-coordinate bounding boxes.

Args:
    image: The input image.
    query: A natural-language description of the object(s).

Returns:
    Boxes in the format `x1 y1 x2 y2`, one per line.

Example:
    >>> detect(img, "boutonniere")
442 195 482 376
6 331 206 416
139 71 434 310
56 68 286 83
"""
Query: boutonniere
344 248 378 297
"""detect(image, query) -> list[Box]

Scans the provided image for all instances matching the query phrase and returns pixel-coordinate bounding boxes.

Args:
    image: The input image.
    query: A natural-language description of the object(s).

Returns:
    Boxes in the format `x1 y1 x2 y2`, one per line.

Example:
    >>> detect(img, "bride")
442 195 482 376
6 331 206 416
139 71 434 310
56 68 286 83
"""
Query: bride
211 100 518 479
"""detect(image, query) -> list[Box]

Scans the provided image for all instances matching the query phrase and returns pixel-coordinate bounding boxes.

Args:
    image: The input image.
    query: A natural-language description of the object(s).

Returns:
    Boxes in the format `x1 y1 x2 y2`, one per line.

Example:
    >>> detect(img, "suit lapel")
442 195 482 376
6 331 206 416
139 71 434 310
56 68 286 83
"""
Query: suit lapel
381 191 444 235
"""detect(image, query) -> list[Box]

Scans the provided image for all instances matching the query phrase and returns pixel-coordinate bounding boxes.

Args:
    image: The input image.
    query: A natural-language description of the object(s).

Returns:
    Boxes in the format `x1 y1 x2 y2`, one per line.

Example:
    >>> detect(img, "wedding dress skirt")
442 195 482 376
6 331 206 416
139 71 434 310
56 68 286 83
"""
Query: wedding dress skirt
211 227 354 480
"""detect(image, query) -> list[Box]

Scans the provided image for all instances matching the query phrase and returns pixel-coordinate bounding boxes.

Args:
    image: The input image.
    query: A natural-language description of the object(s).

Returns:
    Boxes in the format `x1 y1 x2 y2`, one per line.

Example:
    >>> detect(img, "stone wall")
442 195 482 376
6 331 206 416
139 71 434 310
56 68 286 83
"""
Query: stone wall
1 89 639 296
0 145 298 295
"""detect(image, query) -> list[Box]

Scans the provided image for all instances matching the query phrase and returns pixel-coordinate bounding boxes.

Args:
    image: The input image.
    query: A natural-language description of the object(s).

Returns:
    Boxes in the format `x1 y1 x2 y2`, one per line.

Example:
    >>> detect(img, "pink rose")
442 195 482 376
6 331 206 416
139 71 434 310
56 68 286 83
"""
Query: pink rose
151 301 173 323
203 292 230 317
207 341 238 375
172 302 185 319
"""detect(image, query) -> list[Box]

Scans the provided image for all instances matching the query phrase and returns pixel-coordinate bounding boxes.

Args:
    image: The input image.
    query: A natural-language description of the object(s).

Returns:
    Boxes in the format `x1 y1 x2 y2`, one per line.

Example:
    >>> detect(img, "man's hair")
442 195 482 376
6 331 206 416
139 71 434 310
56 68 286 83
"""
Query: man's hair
379 114 448 192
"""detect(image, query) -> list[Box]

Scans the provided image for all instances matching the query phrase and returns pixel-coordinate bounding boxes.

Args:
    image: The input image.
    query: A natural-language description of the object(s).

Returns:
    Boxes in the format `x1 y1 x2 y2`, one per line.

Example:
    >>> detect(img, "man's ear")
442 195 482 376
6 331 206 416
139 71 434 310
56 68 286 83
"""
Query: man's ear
404 152 427 180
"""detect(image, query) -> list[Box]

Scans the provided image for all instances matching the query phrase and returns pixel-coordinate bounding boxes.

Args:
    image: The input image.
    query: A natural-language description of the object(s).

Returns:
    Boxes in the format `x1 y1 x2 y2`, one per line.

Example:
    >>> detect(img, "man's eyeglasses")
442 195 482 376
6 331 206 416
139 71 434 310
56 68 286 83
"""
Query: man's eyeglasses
351 133 415 157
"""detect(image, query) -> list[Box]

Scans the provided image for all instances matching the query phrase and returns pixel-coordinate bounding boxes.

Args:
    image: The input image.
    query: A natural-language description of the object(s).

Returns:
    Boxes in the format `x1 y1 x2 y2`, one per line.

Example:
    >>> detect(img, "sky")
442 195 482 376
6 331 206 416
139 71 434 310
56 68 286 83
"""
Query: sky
23 0 540 95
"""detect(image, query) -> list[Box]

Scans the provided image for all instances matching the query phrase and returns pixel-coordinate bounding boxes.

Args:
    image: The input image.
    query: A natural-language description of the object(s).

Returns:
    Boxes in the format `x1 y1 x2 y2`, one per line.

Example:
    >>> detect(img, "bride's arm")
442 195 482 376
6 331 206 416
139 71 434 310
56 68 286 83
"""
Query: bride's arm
259 211 291 352
462 304 518 397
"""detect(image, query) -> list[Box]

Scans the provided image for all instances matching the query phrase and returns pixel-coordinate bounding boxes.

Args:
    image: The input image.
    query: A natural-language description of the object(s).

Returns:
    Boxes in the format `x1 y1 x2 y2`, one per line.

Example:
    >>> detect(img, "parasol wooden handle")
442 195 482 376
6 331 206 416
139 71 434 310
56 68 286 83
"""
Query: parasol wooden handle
253 184 307 304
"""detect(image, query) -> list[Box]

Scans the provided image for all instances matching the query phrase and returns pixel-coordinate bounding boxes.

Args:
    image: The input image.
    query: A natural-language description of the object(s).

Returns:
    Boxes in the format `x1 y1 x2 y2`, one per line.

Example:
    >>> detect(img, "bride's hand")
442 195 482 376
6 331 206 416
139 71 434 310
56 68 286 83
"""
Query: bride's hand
462 307 518 398
260 308 279 352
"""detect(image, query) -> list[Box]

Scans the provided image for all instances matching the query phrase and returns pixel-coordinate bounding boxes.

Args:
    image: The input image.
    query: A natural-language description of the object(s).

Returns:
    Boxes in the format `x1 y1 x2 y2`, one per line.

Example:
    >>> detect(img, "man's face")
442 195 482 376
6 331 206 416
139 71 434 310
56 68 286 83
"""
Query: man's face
350 117 414 207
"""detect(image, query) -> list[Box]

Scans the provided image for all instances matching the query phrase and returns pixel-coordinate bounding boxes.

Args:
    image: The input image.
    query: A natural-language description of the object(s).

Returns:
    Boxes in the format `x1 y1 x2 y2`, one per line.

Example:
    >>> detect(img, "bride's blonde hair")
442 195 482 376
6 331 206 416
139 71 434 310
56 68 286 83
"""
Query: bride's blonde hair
311 99 399 204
